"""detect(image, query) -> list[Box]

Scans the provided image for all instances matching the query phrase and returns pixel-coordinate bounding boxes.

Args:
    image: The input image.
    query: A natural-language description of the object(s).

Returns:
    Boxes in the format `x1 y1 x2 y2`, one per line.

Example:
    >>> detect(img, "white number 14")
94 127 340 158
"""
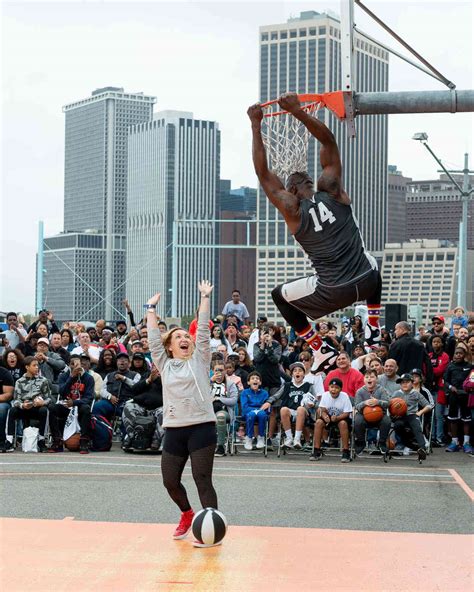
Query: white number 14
309 202 336 232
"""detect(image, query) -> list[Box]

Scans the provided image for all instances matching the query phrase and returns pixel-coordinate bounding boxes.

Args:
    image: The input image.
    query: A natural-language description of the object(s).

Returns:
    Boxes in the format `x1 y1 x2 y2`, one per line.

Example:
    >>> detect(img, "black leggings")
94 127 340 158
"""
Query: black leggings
272 270 382 332
161 422 218 512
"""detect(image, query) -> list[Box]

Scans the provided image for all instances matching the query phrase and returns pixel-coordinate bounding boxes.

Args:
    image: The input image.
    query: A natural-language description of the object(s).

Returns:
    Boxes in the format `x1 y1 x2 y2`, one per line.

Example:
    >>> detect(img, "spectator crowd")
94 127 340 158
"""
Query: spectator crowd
0 296 473 461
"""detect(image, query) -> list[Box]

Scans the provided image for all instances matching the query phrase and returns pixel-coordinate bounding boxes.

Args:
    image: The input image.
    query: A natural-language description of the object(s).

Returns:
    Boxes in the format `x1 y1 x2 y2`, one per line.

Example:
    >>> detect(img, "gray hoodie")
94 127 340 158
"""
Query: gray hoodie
149 310 215 428
354 385 390 412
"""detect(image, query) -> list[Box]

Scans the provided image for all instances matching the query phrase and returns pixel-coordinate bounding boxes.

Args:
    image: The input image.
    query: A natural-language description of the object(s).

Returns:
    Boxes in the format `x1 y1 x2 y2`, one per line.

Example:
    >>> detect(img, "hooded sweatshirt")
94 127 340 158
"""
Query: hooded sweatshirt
149 309 215 428
354 384 390 412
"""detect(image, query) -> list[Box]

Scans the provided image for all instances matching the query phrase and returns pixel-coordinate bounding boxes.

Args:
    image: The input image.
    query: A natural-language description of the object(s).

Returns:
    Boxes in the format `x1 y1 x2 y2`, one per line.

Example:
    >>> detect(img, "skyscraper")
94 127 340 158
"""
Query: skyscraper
126 111 220 318
257 11 388 320
387 165 411 243
42 87 156 321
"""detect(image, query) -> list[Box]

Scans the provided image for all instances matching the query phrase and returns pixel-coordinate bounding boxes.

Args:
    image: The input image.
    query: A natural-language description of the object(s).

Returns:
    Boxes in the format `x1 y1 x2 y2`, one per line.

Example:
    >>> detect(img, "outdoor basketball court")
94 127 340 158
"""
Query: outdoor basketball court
1 449 472 591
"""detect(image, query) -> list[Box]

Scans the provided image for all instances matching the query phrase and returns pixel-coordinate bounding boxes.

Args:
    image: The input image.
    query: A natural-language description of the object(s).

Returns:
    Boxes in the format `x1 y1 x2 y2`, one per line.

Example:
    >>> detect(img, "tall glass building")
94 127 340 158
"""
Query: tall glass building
42 87 156 321
126 111 220 318
257 11 389 320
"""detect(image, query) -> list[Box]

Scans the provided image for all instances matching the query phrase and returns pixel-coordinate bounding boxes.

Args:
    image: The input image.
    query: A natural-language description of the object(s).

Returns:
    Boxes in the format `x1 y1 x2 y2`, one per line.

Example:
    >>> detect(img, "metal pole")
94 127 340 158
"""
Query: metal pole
458 153 470 309
354 90 474 115
36 220 44 314
171 220 178 318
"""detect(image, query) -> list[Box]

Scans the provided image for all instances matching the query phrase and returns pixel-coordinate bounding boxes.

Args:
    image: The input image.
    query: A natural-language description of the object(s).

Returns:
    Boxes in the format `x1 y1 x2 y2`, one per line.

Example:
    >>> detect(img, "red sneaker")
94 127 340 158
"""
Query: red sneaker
173 509 194 539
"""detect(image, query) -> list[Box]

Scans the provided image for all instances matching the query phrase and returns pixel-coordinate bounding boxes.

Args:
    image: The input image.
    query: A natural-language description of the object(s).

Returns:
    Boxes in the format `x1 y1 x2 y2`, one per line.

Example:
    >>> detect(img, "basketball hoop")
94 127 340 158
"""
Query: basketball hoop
260 91 346 180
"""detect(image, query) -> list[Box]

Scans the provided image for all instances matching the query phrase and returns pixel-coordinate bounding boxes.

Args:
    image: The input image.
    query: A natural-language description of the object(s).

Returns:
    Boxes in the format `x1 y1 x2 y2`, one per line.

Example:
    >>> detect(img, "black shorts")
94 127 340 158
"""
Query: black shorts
447 392 471 422
279 268 380 321
163 422 217 457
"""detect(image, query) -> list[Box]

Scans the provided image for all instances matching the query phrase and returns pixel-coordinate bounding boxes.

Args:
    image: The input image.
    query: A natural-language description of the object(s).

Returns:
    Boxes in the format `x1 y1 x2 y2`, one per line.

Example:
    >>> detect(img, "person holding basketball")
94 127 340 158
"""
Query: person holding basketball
147 281 219 547
353 369 390 455
248 93 382 374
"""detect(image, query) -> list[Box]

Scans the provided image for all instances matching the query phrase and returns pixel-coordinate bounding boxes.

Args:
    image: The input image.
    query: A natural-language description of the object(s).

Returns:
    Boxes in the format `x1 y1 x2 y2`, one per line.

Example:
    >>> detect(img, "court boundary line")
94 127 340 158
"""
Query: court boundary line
0 470 458 485
448 469 474 501
0 461 453 479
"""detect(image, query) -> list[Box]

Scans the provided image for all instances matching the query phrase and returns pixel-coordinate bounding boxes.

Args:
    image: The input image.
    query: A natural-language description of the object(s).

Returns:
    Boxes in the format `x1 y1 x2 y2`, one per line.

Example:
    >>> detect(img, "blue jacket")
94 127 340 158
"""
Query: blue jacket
240 387 269 416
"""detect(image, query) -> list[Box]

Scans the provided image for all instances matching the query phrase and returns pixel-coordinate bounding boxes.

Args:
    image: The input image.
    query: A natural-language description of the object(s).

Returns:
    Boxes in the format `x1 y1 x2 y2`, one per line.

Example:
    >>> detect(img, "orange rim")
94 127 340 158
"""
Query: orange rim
261 91 346 120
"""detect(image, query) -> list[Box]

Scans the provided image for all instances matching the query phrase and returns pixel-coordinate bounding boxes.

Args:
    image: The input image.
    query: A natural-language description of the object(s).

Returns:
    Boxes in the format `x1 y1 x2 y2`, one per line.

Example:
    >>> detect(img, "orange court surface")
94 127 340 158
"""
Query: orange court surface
1 450 473 591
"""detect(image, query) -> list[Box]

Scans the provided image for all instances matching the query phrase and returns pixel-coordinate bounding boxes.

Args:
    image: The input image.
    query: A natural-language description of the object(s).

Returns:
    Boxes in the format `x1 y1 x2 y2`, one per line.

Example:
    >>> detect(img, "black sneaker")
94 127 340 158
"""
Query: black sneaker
214 445 226 457
310 448 322 461
379 444 388 454
364 324 381 348
266 438 274 452
310 341 339 374
0 440 13 453
417 448 427 461
79 438 90 455
355 441 365 456
341 449 351 463
38 439 48 453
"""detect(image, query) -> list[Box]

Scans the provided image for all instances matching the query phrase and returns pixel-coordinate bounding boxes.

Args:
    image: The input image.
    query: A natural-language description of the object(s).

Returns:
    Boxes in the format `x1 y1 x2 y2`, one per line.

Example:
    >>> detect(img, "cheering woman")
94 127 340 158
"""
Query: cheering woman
147 281 218 545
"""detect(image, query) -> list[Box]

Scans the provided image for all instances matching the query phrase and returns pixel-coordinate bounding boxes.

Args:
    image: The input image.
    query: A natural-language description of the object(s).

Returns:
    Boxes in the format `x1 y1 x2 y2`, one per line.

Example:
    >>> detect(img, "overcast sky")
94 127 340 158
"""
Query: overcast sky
1 0 473 313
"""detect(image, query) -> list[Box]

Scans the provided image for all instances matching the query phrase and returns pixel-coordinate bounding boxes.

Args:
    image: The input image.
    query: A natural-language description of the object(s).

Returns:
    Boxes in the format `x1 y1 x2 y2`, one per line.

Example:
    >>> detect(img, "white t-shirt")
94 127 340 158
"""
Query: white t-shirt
304 373 325 400
222 300 249 321
319 391 353 416
71 344 102 361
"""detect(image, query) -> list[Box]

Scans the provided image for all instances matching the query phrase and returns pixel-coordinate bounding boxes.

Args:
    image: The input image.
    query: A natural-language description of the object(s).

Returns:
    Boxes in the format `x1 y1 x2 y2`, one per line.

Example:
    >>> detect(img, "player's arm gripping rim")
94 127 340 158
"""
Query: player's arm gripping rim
278 93 350 206
247 103 301 234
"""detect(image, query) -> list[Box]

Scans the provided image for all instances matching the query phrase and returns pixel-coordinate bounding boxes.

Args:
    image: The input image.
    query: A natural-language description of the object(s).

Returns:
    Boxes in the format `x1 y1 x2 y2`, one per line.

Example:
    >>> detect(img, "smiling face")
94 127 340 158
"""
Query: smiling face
37 323 48 337
168 329 194 359
336 353 350 371
364 371 378 390
458 327 469 341
384 359 398 378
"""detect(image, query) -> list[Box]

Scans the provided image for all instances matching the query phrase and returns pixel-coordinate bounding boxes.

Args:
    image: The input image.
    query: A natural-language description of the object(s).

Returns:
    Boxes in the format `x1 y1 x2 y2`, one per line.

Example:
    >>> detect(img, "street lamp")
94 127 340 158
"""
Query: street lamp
412 134 474 309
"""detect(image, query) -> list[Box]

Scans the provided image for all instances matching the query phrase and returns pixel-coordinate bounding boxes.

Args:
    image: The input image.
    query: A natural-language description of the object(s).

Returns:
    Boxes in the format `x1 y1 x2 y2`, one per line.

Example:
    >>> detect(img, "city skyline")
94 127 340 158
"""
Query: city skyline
2 0 473 313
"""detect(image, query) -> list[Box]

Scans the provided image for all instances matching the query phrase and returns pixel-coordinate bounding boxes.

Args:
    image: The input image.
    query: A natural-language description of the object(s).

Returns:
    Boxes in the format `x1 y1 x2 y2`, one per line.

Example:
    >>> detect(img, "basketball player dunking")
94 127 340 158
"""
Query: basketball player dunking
248 93 382 373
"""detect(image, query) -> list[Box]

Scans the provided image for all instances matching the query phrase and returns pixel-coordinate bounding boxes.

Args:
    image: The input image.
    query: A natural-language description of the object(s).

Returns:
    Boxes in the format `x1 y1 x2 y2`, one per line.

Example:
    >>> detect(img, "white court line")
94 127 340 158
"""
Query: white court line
0 461 452 479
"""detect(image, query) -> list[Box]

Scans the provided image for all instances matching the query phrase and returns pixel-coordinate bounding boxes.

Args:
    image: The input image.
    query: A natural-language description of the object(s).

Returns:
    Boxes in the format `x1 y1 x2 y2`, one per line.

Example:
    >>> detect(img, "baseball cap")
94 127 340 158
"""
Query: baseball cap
396 373 414 383
132 352 145 360
328 377 343 388
257 315 267 322
410 368 423 377
290 362 305 372
79 353 90 361
131 340 142 346
431 315 445 323
102 326 115 334
116 352 130 360
37 337 50 346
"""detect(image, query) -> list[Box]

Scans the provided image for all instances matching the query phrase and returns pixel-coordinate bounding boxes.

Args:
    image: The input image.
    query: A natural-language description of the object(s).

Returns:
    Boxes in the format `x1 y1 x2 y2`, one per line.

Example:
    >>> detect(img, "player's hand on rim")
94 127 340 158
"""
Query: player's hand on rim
247 103 263 123
278 92 302 114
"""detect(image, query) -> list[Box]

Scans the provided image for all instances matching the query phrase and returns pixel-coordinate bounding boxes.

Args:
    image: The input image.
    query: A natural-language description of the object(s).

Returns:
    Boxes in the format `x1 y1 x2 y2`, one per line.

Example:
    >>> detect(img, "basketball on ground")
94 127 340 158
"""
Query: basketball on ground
192 508 228 546
389 398 408 417
362 405 384 424
64 433 81 451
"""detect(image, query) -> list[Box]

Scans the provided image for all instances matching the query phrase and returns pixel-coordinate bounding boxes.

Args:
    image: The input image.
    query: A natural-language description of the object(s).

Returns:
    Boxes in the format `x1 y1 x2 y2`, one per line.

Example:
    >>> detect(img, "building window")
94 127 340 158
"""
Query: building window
281 31 287 39
290 30 297 38
271 31 278 40
261 33 268 41
319 26 326 34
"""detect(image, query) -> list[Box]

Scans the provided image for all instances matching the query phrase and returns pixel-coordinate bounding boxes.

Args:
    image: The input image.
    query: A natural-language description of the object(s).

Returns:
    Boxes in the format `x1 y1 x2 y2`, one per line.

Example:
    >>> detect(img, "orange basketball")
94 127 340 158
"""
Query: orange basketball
389 397 408 417
362 405 384 424
64 433 81 451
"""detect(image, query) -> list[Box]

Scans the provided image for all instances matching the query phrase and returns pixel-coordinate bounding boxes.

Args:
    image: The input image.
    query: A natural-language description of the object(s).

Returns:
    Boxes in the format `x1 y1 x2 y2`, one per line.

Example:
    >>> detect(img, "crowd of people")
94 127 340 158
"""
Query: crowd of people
0 296 473 461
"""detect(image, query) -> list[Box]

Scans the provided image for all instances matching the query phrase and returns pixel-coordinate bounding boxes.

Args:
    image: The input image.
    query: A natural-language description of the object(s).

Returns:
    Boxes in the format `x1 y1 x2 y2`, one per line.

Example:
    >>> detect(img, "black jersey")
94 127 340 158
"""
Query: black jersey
293 192 377 286
280 381 312 411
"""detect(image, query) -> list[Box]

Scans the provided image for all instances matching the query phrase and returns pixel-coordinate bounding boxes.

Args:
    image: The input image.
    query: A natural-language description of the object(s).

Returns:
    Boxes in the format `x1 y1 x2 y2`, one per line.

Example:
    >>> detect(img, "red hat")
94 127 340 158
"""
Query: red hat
431 315 445 323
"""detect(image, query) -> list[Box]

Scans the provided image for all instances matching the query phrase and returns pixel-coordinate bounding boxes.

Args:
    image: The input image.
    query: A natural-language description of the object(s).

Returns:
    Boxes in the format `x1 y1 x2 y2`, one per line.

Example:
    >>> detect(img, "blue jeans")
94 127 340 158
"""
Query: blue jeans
0 402 11 441
435 397 446 442
244 409 268 437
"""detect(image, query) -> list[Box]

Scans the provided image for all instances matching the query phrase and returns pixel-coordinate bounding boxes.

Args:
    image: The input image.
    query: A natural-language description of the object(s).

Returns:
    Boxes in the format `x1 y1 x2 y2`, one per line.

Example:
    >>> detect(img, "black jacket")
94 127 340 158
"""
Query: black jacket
253 340 282 390
389 334 434 387
130 376 163 410
444 361 473 395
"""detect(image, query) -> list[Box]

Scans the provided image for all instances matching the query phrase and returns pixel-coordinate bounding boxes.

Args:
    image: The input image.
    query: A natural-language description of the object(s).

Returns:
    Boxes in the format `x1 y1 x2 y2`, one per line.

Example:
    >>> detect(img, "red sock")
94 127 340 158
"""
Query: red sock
367 305 381 328
297 325 322 351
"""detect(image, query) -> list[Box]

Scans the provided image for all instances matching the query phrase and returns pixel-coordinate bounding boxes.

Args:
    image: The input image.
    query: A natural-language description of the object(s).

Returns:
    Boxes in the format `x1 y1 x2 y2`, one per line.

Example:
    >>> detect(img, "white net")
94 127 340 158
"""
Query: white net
261 102 321 180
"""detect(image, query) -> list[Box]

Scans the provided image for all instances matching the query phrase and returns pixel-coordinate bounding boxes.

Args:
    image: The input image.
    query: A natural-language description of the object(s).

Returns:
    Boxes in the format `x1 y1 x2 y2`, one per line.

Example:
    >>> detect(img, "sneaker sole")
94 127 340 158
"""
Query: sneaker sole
173 526 193 540
192 540 222 548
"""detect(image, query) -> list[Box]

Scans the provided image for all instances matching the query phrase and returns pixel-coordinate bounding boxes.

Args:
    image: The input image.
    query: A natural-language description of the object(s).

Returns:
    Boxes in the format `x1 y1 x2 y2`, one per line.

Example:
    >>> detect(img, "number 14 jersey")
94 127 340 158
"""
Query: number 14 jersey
293 191 377 286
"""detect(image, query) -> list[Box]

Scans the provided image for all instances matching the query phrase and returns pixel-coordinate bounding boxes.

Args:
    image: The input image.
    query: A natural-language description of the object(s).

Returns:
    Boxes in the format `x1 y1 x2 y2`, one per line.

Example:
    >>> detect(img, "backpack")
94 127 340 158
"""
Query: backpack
130 414 156 450
90 415 113 451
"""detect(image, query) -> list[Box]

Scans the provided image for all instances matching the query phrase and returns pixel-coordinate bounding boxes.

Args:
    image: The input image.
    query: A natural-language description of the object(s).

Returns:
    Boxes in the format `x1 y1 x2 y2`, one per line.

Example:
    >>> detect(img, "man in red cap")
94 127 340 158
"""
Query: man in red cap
427 315 449 353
